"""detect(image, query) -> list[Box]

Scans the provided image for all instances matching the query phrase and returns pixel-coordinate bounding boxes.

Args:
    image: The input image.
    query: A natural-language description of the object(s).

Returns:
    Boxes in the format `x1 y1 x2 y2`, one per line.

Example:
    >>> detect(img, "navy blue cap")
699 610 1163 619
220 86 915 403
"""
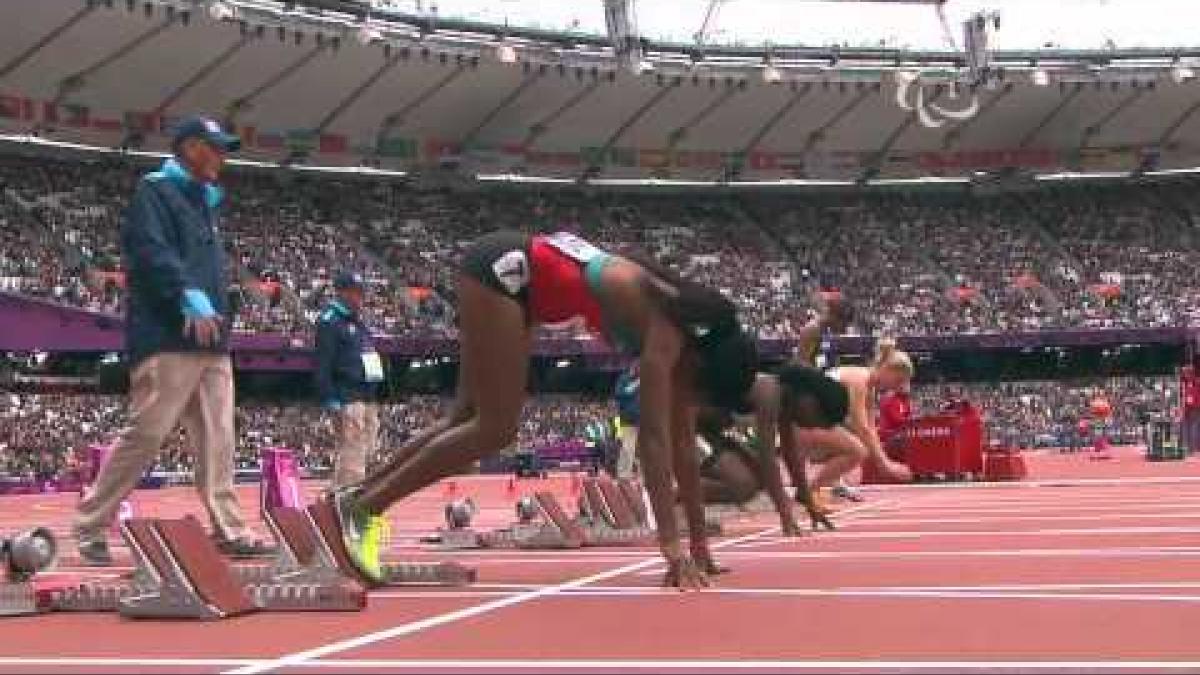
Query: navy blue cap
172 115 241 153
333 271 365 290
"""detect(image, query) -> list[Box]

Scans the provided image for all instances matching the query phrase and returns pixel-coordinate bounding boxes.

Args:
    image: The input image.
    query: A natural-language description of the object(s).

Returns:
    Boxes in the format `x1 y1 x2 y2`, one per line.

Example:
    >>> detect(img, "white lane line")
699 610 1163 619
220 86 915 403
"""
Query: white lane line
721 526 1200 548
634 546 1200 575
225 499 896 675
226 528 775 675
0 658 262 667
845 512 1200 526
6 658 1200 671
369 584 1200 602
865 501 1200 514
259 659 1200 671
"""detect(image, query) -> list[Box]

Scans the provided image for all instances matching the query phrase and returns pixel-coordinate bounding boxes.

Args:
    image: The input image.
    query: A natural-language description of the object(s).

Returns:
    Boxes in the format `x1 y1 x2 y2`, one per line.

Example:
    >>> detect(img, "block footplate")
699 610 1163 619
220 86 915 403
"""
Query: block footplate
303 501 476 587
34 515 364 619
435 479 658 551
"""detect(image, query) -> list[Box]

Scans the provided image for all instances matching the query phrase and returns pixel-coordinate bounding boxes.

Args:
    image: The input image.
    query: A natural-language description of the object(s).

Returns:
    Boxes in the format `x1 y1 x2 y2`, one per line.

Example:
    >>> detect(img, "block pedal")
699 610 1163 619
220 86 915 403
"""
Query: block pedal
287 501 476 588
118 517 256 620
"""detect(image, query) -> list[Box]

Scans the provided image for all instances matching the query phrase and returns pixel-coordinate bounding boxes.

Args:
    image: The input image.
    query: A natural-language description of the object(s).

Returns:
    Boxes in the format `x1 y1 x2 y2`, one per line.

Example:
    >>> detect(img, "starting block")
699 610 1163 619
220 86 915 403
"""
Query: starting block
113 517 258 619
429 480 657 552
575 477 655 547
41 516 366 618
435 491 586 550
302 501 476 587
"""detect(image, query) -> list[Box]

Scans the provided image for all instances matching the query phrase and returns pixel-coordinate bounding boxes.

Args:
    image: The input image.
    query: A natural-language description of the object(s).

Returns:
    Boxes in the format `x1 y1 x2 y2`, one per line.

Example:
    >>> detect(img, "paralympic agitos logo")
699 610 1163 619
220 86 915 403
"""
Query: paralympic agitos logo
893 70 980 129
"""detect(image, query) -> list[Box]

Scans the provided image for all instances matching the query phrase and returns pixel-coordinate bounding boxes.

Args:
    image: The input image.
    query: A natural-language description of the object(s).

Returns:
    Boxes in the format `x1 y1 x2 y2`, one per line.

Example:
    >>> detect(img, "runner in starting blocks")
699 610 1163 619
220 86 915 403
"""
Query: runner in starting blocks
259 503 476 587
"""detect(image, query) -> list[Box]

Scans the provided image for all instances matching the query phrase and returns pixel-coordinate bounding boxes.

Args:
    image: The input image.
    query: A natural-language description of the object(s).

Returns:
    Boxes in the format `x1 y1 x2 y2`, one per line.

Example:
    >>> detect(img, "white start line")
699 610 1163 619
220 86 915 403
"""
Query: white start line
222 500 895 674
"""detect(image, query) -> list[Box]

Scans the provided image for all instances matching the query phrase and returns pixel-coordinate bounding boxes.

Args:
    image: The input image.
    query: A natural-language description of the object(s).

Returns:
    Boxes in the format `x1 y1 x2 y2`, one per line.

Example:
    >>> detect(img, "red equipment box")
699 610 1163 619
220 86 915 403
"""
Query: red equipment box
898 404 984 479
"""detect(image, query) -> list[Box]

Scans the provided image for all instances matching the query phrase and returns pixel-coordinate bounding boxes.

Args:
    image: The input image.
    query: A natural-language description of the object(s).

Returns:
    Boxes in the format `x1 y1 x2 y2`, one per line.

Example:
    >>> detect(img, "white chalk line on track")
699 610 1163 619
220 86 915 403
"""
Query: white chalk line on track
364 582 1200 603
223 499 897 675
6 658 1200 671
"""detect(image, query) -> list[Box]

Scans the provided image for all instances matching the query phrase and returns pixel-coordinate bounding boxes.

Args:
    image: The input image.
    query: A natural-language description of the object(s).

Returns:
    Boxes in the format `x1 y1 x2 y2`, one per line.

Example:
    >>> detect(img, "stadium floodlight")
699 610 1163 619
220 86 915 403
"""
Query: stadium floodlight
207 0 237 22
495 41 517 64
1030 68 1049 87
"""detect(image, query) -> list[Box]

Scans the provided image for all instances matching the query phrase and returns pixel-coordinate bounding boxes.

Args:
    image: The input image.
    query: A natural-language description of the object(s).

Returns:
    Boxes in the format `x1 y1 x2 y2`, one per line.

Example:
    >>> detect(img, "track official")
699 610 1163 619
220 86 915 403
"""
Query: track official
74 116 269 564
316 271 384 488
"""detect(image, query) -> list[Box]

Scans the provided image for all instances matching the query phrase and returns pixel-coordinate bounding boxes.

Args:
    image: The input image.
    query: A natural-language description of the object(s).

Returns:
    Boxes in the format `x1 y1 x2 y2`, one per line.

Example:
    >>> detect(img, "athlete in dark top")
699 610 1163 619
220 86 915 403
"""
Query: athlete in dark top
333 230 765 589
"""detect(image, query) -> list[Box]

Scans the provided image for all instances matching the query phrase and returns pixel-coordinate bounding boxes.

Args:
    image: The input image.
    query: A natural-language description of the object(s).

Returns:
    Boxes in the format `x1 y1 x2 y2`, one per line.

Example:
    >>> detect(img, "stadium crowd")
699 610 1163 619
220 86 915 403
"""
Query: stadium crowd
0 377 1174 482
0 393 616 481
2 151 1196 482
4 152 1200 339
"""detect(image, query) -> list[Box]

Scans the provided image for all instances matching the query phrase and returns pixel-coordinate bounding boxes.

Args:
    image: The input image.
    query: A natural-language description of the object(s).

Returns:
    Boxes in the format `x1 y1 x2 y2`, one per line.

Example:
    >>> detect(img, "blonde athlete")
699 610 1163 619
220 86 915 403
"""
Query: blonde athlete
793 339 914 512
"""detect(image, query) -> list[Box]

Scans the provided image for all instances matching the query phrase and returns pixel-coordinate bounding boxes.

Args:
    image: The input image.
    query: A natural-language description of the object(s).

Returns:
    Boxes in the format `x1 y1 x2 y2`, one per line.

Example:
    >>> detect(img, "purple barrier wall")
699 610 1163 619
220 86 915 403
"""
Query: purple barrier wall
1 291 1192 364
535 438 591 465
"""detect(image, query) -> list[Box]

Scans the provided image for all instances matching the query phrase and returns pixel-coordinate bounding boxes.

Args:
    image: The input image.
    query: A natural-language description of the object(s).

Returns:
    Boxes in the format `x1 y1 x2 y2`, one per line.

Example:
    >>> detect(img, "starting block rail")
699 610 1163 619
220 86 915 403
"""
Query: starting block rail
30 515 368 618
303 501 476 587
435 479 657 551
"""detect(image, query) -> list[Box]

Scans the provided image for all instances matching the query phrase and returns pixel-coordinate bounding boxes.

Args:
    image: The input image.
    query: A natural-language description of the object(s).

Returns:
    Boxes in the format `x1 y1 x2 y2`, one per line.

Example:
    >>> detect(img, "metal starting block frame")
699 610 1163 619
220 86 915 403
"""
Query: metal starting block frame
574 477 656 547
435 491 586 551
300 501 477 587
115 516 258 619
30 516 366 618
435 483 656 551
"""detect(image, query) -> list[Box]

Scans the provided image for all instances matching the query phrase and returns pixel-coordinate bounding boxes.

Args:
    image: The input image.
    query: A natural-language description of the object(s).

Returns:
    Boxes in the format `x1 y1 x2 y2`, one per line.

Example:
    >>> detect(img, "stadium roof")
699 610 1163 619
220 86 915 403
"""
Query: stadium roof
2 0 1200 184
414 0 1200 52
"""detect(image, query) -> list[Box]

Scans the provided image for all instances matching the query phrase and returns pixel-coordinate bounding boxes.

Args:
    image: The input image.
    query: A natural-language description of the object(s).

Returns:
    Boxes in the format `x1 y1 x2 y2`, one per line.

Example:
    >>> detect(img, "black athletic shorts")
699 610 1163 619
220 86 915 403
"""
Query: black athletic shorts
699 435 759 477
460 230 532 303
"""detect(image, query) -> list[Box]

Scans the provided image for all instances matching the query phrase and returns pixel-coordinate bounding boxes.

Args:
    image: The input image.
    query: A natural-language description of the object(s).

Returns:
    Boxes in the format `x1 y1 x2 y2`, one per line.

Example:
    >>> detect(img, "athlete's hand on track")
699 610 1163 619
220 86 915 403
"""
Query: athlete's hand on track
692 548 730 577
662 555 711 591
807 507 836 531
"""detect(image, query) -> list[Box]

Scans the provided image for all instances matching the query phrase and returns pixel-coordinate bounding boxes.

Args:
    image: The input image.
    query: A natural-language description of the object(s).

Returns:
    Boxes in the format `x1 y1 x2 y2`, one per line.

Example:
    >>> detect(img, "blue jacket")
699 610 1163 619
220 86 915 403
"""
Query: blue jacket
121 158 230 364
315 299 382 407
614 367 640 426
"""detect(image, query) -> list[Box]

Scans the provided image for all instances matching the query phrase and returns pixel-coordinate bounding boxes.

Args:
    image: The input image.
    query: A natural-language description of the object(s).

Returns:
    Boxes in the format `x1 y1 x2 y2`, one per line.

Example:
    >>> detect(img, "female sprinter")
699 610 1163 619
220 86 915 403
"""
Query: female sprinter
695 364 851 534
791 338 915 513
332 230 758 590
620 364 852 536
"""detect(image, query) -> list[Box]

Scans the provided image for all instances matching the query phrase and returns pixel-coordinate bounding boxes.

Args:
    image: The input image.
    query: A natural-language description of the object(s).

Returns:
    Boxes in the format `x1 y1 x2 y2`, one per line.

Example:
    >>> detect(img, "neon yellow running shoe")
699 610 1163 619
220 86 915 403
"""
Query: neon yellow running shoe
332 488 387 585
357 514 390 582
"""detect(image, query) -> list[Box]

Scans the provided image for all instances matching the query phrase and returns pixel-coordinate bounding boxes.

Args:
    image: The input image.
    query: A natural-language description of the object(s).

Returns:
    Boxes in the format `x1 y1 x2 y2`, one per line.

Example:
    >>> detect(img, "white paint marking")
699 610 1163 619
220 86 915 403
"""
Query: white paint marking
241 659 1200 671
6 658 1200 671
225 500 893 674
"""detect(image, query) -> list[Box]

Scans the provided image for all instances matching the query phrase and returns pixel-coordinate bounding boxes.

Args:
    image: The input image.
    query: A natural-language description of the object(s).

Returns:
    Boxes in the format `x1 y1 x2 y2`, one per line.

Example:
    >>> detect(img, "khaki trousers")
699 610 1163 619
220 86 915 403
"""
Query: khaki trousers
75 353 248 543
333 402 379 488
617 425 639 479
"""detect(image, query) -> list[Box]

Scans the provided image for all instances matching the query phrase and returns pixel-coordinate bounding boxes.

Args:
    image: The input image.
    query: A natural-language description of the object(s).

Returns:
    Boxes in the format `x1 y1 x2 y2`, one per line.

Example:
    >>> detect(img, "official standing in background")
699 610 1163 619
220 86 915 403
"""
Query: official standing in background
613 362 640 479
316 272 384 488
74 116 270 564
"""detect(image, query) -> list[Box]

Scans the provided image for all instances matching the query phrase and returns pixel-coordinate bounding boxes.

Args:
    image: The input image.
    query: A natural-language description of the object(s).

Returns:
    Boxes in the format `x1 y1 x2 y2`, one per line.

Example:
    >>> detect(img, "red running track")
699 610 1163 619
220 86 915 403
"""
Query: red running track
2 449 1200 674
